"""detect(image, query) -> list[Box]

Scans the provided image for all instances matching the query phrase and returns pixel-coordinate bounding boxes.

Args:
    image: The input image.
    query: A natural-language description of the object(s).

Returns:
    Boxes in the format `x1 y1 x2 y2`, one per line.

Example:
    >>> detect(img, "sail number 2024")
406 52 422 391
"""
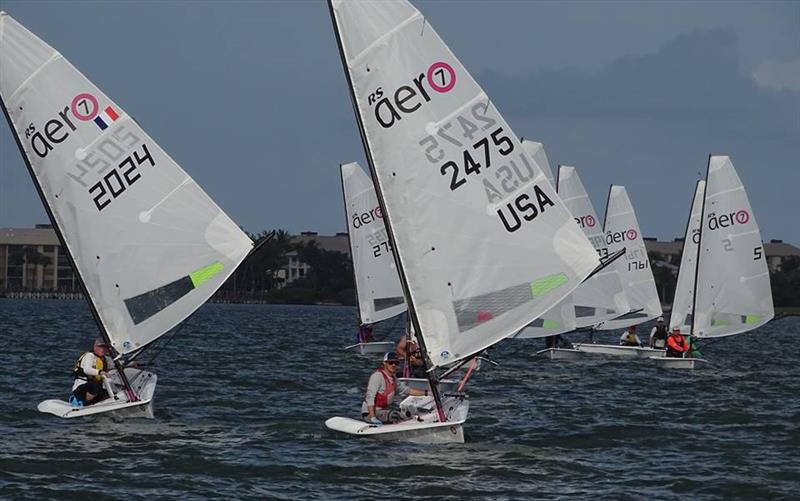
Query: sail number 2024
89 143 154 211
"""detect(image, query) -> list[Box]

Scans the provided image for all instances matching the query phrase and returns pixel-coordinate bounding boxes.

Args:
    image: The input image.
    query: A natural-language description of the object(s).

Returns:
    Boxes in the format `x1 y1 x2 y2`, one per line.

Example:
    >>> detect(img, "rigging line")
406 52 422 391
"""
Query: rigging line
142 317 190 367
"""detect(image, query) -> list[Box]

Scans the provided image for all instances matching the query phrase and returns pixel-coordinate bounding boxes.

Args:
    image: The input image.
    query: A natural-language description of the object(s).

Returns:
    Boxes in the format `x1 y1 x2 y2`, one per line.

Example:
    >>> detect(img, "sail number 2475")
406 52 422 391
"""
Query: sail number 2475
418 102 513 191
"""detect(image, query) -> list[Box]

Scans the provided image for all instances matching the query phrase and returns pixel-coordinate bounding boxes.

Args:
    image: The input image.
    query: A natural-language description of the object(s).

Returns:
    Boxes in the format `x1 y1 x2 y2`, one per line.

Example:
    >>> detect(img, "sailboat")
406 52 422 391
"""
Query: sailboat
654 156 774 369
537 166 635 359
324 0 600 443
341 162 462 392
574 185 665 357
340 162 406 355
0 12 253 418
511 142 584 360
667 179 705 343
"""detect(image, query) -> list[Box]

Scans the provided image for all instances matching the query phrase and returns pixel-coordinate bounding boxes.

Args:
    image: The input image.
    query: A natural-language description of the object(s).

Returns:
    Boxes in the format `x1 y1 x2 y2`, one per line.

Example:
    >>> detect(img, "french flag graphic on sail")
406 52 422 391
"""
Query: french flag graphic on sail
93 106 119 130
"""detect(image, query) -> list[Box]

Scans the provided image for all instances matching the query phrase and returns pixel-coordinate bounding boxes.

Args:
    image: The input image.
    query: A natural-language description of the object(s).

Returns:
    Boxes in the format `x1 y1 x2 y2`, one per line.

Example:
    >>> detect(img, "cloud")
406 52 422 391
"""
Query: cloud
477 28 799 133
753 59 800 91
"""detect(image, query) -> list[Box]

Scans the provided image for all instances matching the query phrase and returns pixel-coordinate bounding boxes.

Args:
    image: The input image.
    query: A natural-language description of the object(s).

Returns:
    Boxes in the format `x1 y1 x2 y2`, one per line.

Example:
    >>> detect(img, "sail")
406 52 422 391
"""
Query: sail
512 295 576 339
329 0 599 368
341 162 406 324
596 186 662 330
669 180 705 334
521 140 555 188
0 13 252 354
557 166 630 327
693 156 773 338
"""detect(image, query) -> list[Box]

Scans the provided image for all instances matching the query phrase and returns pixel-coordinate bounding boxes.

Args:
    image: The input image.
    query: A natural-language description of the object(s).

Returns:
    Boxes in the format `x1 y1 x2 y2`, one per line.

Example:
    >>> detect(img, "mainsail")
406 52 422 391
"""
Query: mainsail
692 156 773 338
521 140 555 188
329 0 599 368
557 166 629 327
597 186 662 330
341 162 406 324
669 180 705 334
513 140 576 339
0 12 252 355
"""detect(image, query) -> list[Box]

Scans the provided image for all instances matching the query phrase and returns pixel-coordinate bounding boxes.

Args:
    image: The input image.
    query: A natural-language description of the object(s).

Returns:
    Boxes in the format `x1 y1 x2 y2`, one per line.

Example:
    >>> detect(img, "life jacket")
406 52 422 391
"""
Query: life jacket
666 334 688 353
653 326 668 340
622 333 638 345
72 352 104 382
373 369 396 409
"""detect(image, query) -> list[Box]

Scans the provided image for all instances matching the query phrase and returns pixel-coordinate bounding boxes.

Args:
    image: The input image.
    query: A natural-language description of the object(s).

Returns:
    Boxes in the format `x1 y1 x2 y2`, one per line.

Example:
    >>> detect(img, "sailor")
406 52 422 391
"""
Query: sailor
362 352 427 425
396 327 425 378
545 334 572 349
70 339 112 407
649 317 669 349
619 326 643 347
357 324 374 344
666 327 690 358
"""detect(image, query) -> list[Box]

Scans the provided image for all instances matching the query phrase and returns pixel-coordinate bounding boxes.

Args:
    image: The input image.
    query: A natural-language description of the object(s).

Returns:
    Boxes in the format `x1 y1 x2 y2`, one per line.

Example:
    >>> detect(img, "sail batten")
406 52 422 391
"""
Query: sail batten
330 0 599 368
0 13 252 354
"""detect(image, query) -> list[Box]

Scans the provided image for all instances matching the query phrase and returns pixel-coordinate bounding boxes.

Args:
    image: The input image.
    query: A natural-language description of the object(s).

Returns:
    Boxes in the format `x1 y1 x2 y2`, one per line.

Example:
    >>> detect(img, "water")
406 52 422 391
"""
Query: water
1 299 798 499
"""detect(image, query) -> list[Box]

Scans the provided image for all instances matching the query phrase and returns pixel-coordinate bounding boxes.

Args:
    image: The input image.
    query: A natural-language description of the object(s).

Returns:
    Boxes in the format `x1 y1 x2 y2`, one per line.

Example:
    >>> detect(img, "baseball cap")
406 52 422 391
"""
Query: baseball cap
382 352 400 364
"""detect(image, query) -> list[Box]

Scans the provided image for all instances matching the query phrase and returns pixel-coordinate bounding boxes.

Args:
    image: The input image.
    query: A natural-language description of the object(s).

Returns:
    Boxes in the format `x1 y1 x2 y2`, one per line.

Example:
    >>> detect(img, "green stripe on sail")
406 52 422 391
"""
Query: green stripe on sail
190 261 224 288
712 318 729 327
542 319 561 330
745 315 762 324
530 273 568 297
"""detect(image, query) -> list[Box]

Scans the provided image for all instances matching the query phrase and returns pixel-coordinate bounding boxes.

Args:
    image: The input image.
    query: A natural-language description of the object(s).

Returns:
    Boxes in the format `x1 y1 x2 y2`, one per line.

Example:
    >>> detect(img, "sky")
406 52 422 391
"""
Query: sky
1 0 798 245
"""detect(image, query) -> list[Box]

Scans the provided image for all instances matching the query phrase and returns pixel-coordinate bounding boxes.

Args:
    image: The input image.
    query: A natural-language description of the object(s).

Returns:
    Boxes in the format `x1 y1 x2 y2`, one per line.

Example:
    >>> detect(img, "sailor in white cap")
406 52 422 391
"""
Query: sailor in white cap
649 317 669 349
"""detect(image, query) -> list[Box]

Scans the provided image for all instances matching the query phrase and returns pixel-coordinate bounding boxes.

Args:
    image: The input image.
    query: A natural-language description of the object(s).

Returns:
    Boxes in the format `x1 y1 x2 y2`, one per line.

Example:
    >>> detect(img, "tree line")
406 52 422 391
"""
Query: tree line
213 229 356 305
3 233 799 308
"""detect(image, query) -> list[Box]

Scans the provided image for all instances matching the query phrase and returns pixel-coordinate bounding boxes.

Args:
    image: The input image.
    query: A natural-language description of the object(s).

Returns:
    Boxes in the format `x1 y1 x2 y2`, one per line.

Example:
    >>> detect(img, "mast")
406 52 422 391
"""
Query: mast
689 156 712 340
339 164 366 329
327 0 446 420
0 94 137 400
601 184 613 235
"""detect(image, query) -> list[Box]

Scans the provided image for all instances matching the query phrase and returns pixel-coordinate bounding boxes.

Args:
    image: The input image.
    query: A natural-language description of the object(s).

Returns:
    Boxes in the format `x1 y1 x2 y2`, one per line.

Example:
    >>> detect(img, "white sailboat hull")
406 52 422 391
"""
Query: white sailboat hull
535 348 584 360
325 395 468 444
651 356 708 369
37 369 157 419
574 343 666 358
343 341 396 355
399 377 460 394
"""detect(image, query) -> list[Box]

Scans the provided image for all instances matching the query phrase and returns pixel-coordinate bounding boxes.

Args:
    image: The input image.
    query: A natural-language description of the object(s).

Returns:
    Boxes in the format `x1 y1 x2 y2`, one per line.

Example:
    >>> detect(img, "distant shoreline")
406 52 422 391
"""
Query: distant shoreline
0 291 350 307
1 293 796 315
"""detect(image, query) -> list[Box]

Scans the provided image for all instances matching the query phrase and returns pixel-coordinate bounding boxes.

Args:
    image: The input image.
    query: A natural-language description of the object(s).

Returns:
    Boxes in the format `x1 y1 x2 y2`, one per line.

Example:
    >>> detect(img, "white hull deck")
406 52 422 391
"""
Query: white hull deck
574 343 666 358
651 356 708 369
325 394 468 444
399 377 460 394
37 368 157 419
343 341 396 355
535 348 584 360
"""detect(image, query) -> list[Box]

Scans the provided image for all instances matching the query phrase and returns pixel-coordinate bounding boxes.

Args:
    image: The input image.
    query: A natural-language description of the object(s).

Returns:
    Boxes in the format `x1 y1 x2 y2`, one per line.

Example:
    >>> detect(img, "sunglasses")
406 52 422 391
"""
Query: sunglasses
385 361 398 365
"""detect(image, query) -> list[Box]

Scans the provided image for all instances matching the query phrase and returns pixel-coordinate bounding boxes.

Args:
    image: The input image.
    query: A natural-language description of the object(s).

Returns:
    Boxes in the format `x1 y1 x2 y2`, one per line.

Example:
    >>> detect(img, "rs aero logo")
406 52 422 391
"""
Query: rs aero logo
351 205 383 229
574 214 596 228
367 61 456 129
606 228 638 244
707 210 750 230
24 92 118 159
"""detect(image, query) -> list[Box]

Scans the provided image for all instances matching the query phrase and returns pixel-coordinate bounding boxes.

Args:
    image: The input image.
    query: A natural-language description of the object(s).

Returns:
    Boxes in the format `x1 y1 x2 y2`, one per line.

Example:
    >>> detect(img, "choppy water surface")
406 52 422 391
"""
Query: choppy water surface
1 299 798 499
